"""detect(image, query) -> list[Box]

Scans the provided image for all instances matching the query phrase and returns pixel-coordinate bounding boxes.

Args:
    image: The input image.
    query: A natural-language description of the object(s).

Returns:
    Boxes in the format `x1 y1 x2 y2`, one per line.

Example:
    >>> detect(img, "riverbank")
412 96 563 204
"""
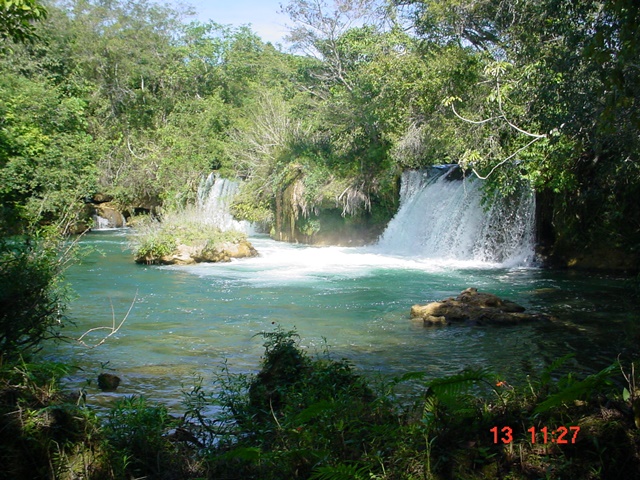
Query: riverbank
4 328 639 479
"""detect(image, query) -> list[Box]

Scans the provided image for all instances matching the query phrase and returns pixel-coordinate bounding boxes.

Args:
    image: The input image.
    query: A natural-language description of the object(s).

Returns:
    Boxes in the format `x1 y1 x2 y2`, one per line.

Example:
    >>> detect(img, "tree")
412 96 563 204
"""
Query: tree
396 0 640 255
57 0 190 129
282 0 384 92
154 92 232 208
0 70 98 232
0 0 47 46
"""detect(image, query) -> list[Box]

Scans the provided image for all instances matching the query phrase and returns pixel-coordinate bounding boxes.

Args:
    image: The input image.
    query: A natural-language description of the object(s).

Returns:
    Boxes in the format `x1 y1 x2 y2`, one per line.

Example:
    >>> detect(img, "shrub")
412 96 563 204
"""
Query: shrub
180 328 640 480
131 210 247 264
192 328 397 479
0 360 106 480
103 395 179 478
0 231 68 362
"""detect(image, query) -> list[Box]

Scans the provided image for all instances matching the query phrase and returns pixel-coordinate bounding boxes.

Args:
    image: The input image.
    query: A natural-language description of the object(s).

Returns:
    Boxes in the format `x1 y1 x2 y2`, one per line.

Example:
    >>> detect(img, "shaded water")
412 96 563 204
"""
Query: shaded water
49 231 639 411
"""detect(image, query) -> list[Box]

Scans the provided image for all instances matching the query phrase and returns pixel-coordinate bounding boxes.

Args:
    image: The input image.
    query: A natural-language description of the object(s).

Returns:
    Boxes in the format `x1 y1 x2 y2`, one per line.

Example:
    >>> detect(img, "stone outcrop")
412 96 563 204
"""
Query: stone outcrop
91 193 113 204
135 239 258 265
272 164 388 246
410 288 550 326
93 202 126 228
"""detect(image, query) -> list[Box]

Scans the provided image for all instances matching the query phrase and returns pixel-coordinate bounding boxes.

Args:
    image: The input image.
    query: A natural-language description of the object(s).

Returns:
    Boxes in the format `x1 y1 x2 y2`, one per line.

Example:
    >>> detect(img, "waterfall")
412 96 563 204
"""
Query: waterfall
92 214 111 230
197 173 252 233
376 167 536 265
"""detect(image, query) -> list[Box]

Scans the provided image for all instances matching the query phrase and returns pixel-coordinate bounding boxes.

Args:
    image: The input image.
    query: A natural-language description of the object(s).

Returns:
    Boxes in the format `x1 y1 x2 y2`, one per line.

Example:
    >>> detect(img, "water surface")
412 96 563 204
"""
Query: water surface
49 230 639 411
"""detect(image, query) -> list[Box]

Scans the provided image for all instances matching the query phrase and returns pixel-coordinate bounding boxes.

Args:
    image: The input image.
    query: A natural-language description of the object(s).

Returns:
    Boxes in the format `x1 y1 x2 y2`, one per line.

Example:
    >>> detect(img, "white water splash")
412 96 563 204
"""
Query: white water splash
92 214 112 230
197 173 252 233
375 168 536 266
172 168 535 284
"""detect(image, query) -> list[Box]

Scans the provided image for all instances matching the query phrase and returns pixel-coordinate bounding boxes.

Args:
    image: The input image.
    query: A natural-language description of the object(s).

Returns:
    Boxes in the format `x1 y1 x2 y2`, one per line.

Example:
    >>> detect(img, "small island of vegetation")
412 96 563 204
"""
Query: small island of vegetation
132 213 256 265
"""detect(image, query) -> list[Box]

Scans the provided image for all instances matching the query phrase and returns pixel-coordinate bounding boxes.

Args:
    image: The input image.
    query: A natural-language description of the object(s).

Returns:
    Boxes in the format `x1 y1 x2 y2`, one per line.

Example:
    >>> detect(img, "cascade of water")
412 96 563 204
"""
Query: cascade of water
197 173 252 233
92 214 111 230
376 168 536 265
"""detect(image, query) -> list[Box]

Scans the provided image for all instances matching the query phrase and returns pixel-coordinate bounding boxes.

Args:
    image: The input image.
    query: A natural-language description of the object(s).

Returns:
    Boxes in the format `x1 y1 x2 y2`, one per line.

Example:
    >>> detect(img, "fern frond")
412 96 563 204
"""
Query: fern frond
540 354 575 387
393 371 427 384
427 367 493 399
534 363 616 415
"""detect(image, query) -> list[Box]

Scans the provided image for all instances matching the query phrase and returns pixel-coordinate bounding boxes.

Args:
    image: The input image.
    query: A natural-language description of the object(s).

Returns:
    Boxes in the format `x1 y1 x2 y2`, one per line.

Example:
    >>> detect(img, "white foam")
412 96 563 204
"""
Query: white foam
168 237 502 287
376 169 536 265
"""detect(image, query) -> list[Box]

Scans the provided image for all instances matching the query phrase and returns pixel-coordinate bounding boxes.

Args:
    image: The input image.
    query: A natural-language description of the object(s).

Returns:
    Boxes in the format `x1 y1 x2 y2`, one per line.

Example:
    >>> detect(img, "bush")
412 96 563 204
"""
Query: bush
131 211 247 264
0 231 68 362
179 328 640 480
104 396 183 478
191 328 397 480
0 360 106 480
1 323 638 479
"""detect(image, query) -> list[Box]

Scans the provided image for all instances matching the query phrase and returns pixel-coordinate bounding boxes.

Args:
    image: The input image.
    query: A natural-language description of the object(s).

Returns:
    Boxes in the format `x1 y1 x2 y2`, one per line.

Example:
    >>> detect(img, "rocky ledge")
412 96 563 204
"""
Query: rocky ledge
410 288 551 326
135 239 257 265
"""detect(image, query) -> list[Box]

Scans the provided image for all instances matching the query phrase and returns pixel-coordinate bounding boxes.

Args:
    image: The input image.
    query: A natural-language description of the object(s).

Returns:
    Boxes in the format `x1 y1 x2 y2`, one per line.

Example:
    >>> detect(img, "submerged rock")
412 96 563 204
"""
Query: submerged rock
411 288 550 326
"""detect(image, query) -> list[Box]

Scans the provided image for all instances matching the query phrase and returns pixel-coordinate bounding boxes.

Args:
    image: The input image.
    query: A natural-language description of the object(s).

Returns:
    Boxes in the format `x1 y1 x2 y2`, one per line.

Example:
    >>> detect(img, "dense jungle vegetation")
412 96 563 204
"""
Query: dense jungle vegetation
1 0 639 478
1 0 639 259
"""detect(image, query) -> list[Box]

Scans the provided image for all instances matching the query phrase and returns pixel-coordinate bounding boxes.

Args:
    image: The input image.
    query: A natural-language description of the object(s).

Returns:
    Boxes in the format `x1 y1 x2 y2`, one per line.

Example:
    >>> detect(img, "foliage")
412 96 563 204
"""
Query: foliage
103 395 181 478
190 327 397 479
0 0 47 46
282 0 383 91
4 0 640 477
130 217 175 261
1 324 639 479
1 0 636 256
0 69 98 232
396 0 640 256
172 329 640 479
131 210 247 263
0 359 106 480
0 230 69 362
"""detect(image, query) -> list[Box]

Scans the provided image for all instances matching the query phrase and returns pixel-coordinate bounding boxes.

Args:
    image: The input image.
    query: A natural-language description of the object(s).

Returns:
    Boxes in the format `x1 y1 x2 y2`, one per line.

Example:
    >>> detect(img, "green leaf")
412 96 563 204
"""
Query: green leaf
540 354 575 387
223 446 262 462
534 364 616 415
310 463 370 480
393 371 427 383
294 400 335 424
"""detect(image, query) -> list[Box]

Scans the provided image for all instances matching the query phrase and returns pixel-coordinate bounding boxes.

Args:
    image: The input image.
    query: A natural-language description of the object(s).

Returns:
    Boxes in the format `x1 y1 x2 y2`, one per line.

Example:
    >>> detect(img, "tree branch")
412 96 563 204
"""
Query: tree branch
77 291 137 348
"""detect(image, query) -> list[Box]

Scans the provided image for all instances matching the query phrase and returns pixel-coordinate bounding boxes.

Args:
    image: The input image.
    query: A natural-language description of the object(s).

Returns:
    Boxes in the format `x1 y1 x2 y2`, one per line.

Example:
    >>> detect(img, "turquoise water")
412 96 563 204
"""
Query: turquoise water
48 230 639 411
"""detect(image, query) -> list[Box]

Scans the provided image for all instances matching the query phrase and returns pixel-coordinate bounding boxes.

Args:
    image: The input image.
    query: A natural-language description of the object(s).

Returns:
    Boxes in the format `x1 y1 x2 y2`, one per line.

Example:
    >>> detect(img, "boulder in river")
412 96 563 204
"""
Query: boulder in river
410 288 550 326
97 373 121 391
94 202 126 228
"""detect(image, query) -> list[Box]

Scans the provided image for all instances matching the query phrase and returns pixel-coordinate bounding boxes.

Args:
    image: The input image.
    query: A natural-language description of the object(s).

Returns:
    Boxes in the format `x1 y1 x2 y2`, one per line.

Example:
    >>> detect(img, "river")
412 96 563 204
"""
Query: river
47 229 639 412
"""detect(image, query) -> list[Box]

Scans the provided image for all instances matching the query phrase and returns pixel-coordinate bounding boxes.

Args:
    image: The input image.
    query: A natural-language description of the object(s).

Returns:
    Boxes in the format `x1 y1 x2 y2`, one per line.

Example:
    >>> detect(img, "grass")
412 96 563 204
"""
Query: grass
130 209 247 264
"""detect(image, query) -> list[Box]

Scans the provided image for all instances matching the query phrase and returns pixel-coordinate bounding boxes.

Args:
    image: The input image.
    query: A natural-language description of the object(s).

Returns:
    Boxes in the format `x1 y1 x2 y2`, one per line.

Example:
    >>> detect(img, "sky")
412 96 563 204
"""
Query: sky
179 0 291 46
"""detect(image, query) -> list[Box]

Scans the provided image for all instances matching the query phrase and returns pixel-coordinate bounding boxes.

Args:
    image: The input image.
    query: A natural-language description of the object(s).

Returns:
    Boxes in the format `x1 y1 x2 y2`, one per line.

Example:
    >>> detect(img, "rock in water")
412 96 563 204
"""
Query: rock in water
97 373 121 391
410 288 550 326
134 239 258 265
